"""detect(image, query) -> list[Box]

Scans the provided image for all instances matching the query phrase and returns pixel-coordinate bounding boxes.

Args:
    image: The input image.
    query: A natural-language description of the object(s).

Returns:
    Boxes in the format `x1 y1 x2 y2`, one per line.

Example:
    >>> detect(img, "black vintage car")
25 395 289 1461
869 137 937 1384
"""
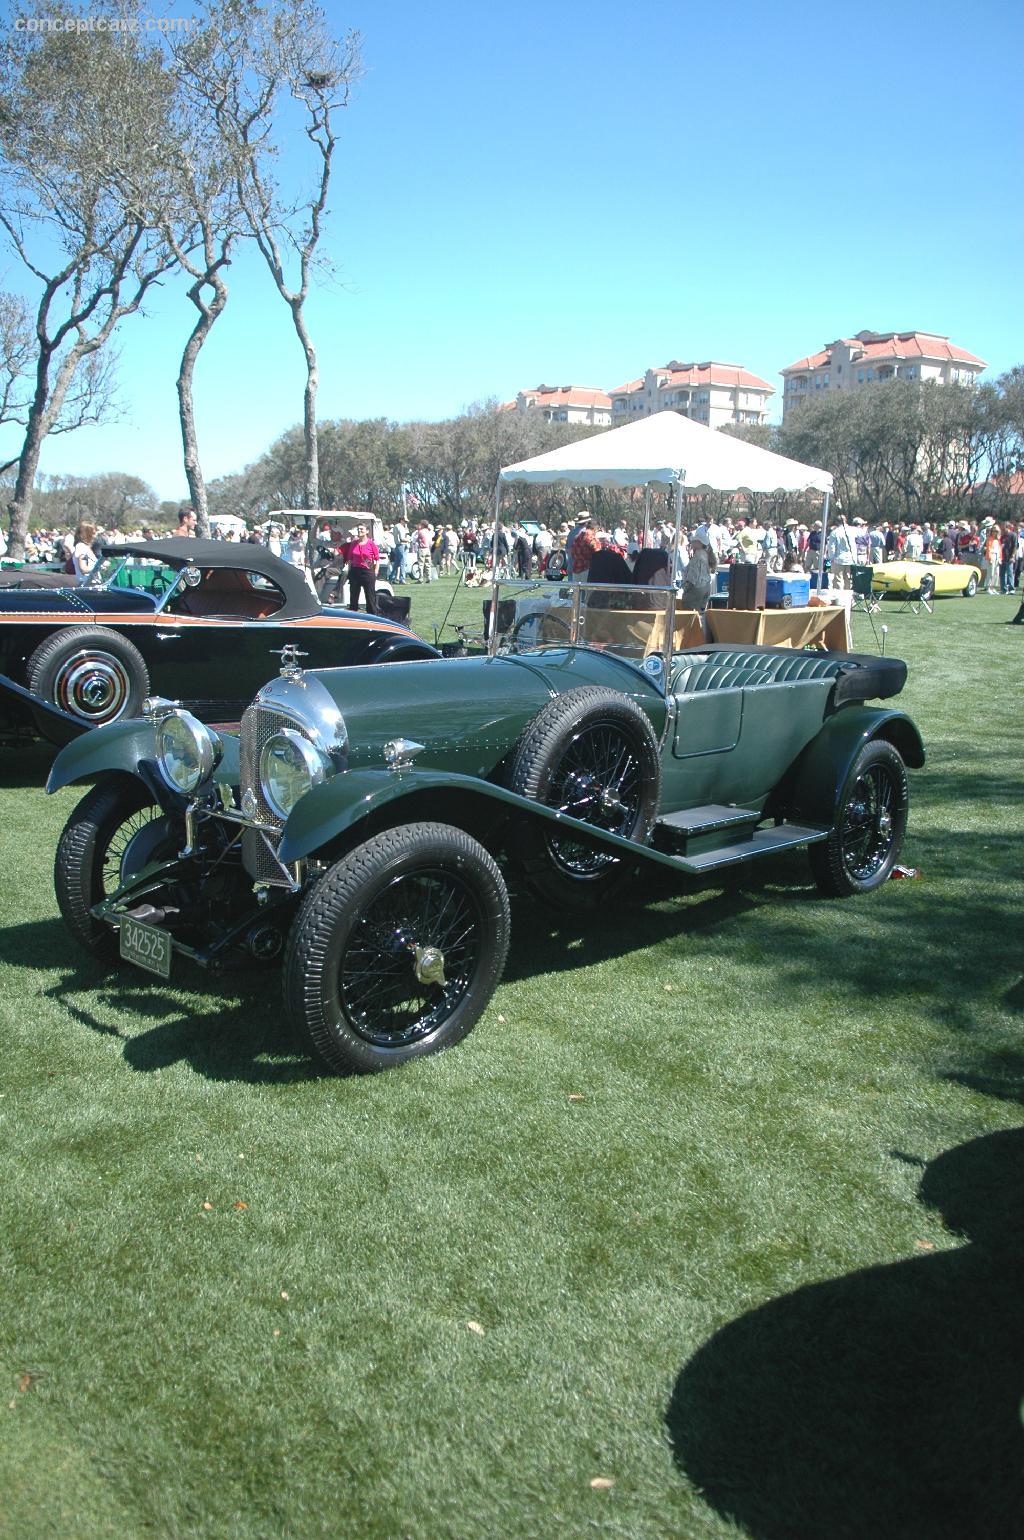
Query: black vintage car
0 538 435 743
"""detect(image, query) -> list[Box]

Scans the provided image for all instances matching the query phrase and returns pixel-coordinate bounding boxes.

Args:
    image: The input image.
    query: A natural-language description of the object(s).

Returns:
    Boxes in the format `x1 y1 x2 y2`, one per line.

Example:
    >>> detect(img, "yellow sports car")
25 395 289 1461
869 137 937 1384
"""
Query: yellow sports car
870 559 982 598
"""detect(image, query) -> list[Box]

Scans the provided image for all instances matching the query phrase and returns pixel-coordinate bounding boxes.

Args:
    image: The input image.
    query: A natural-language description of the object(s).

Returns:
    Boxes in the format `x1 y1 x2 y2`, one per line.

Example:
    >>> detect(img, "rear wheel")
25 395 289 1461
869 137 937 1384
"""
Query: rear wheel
54 775 177 957
810 740 908 897
509 687 661 910
284 822 510 1075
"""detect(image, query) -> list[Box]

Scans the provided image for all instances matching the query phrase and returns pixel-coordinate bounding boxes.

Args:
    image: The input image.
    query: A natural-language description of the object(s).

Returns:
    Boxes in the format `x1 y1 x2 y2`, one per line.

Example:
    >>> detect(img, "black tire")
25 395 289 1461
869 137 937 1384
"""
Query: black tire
964 574 978 597
809 740 909 897
54 774 177 958
284 822 511 1075
27 626 149 738
508 687 661 910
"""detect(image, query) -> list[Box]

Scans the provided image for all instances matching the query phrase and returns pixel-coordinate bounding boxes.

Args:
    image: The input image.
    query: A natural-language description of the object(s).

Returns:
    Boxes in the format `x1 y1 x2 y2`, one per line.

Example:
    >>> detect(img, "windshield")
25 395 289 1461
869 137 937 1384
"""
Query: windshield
485 578 699 688
86 554 184 606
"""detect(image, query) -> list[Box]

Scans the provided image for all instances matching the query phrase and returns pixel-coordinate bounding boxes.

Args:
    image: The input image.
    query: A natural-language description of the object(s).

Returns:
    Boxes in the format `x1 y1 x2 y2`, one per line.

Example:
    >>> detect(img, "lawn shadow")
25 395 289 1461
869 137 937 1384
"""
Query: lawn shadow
666 1127 1024 1540
44 969 321 1084
0 739 56 789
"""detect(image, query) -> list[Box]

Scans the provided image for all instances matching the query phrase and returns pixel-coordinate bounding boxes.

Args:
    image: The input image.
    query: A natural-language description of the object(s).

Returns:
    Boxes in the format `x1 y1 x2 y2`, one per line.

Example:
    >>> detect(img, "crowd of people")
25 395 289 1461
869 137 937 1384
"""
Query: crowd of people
4 506 1022 616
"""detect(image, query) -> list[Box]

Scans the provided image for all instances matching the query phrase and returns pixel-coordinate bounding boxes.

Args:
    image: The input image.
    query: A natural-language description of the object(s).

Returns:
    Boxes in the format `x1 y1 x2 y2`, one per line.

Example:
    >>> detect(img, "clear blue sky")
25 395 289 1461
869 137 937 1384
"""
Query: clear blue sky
3 0 1022 502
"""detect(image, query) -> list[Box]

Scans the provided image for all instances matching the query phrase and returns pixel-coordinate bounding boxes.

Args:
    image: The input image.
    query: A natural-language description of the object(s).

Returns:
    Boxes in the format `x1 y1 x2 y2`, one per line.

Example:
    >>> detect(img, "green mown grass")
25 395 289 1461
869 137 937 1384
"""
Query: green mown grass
1 586 1021 1538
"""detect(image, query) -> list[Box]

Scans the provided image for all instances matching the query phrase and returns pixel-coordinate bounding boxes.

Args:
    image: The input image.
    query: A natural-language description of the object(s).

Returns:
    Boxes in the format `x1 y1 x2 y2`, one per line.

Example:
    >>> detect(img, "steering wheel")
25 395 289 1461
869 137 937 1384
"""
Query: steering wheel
510 611 572 647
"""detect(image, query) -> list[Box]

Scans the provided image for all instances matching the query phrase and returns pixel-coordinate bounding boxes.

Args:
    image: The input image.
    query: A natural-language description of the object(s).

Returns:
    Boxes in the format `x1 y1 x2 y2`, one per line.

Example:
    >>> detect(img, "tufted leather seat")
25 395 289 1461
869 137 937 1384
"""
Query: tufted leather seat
672 661 776 692
670 650 849 694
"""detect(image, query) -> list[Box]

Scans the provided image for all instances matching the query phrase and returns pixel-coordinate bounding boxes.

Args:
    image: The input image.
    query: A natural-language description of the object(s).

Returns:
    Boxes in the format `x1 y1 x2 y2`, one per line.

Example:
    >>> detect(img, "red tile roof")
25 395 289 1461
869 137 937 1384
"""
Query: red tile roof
611 362 772 395
656 362 773 392
518 384 612 409
782 331 986 375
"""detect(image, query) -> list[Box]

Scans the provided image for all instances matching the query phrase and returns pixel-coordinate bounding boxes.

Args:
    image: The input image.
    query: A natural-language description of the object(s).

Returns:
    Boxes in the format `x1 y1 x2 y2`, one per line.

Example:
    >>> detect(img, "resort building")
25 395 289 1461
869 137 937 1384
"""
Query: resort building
505 385 612 426
608 362 774 429
781 330 986 418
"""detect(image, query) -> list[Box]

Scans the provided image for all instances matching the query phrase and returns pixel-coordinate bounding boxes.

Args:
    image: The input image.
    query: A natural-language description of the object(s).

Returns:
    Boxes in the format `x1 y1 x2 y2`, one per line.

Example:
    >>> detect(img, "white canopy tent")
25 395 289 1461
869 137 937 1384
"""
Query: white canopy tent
489 412 836 658
496 409 835 593
498 410 832 496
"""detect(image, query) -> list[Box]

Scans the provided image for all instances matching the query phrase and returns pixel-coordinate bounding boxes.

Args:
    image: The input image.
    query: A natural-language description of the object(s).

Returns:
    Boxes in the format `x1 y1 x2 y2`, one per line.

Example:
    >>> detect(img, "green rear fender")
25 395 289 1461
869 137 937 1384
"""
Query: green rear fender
789 707 925 824
46 719 241 794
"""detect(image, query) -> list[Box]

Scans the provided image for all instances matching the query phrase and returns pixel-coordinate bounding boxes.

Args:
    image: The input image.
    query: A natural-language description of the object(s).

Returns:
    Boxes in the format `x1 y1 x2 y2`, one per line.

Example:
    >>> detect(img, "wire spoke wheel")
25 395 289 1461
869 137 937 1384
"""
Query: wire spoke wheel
285 823 511 1075
545 720 645 876
339 867 483 1047
810 740 909 897
508 687 661 907
841 763 898 882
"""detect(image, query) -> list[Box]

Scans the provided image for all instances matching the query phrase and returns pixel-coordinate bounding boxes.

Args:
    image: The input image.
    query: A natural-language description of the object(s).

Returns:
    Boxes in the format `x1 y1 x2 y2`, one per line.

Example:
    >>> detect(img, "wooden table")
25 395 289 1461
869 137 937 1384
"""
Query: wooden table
705 605 851 651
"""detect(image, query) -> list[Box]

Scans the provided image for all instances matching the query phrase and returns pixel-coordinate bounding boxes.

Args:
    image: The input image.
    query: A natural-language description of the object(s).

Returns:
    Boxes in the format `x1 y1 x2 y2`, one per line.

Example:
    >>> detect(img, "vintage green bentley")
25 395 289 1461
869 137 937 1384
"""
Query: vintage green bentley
46 582 924 1076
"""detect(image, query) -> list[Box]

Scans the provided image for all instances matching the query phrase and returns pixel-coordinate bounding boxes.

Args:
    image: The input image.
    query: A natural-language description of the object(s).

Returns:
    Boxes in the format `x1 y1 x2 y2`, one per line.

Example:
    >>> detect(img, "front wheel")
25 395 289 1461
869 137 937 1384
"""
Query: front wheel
54 774 178 957
809 740 909 897
964 574 978 597
283 822 511 1075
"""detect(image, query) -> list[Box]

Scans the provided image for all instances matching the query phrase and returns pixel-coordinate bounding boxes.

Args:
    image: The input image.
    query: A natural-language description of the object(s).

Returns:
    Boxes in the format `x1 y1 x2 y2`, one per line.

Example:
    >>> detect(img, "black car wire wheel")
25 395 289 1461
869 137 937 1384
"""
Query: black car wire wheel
509 687 661 907
284 823 510 1074
55 775 172 958
810 740 909 897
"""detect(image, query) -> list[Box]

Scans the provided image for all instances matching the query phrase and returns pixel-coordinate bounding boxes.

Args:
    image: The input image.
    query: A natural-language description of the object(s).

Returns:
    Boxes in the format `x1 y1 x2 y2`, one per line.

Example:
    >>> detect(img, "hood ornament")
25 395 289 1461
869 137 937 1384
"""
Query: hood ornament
272 644 309 678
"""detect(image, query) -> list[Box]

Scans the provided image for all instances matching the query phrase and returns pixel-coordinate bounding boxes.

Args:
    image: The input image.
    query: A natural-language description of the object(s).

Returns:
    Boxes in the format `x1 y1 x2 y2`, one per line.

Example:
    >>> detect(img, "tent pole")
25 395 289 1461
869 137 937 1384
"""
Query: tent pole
817 489 831 593
642 486 652 549
488 479 503 651
664 476 685 686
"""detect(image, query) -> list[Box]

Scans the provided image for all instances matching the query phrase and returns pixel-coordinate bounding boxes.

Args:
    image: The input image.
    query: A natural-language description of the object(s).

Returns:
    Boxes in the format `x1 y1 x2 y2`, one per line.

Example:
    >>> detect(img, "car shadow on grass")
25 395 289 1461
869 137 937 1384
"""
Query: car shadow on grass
0 917 319 1083
666 1126 1024 1540
49 971 320 1084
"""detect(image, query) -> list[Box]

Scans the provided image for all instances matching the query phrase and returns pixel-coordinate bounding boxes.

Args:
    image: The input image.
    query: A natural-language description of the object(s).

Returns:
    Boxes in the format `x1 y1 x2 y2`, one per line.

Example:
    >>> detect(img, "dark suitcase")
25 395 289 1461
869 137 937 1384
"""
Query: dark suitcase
728 560 767 610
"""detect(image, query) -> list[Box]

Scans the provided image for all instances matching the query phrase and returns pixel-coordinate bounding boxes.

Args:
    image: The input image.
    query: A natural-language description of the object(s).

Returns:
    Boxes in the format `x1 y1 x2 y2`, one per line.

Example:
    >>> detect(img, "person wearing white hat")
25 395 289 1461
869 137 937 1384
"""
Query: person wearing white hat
681 525 716 612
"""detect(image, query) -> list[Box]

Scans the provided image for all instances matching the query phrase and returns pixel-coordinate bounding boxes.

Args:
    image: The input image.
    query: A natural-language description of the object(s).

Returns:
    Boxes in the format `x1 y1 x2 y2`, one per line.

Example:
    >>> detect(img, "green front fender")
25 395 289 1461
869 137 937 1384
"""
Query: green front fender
278 765 679 869
46 719 241 794
790 707 925 825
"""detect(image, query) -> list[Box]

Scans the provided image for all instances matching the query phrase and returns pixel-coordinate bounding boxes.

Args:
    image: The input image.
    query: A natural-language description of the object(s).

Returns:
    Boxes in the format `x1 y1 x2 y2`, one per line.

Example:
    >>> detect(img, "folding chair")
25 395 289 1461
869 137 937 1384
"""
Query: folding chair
849 564 881 646
899 571 935 616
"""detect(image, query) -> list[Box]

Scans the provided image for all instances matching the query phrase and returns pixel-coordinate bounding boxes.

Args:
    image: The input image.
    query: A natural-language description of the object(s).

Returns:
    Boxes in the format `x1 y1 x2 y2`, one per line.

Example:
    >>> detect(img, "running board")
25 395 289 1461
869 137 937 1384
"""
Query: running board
671 822 830 874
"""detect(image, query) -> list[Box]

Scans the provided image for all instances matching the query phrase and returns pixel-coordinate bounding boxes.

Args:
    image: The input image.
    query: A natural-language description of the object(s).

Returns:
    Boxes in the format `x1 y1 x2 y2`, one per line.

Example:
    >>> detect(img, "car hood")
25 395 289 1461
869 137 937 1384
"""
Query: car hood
263 648 667 779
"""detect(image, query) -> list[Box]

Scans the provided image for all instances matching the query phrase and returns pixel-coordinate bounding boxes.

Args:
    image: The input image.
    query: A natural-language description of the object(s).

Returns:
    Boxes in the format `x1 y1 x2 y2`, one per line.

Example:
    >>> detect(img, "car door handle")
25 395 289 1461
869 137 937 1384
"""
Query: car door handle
155 632 181 640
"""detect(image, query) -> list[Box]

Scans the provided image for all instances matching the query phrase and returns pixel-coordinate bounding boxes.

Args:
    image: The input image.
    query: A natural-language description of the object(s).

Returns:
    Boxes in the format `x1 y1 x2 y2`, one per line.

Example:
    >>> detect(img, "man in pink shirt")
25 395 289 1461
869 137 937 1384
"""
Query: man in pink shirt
340 524 380 613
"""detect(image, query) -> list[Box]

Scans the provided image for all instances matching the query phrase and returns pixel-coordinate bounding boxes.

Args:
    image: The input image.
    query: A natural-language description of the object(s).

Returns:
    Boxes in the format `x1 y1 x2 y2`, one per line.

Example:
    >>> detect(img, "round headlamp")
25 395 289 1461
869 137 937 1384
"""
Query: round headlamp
260 728 332 819
156 710 221 794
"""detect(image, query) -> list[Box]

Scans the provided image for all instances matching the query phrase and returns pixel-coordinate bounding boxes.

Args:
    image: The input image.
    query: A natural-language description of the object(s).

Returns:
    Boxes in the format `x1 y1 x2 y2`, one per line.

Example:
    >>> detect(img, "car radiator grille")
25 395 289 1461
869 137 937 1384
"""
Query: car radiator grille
240 702 289 883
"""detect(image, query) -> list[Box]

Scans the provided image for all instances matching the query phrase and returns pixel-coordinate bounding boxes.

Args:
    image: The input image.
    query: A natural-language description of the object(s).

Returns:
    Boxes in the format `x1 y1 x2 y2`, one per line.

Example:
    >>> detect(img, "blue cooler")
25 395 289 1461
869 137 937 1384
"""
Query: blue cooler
765 573 810 609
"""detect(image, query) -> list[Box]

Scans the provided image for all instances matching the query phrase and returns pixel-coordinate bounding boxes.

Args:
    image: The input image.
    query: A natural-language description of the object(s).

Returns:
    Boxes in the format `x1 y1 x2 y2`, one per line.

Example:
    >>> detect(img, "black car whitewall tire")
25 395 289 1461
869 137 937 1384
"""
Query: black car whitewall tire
809 740 909 897
28 626 150 737
509 687 661 910
284 822 511 1075
54 774 176 958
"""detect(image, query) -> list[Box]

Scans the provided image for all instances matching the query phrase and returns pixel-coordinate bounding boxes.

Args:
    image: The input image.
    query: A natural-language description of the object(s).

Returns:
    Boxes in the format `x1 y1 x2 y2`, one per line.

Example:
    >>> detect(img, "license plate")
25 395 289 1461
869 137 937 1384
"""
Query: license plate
119 916 172 979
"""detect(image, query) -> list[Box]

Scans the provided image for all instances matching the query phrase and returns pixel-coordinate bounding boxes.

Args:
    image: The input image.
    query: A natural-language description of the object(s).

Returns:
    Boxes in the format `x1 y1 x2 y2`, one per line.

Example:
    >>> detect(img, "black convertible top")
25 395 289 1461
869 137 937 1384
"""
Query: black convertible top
101 538 320 621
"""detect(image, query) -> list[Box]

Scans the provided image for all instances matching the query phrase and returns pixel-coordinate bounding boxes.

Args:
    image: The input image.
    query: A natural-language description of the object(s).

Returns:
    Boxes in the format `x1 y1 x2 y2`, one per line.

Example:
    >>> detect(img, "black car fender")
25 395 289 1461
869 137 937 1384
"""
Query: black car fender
787 707 925 826
46 716 241 795
0 669 90 746
276 765 686 875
